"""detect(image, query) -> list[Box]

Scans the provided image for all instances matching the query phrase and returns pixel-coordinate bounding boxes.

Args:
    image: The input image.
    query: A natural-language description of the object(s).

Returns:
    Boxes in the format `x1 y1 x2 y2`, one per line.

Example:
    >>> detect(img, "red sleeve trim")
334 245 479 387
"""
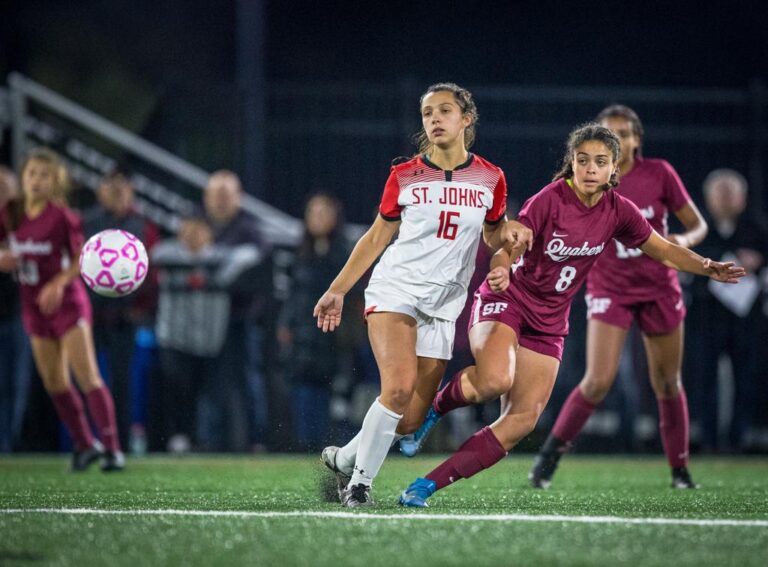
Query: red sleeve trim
378 168 402 218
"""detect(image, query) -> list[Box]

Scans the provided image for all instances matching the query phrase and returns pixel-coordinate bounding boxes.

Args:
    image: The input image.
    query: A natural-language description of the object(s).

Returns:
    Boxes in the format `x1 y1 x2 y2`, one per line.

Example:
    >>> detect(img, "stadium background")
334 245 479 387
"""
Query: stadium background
1 0 768 455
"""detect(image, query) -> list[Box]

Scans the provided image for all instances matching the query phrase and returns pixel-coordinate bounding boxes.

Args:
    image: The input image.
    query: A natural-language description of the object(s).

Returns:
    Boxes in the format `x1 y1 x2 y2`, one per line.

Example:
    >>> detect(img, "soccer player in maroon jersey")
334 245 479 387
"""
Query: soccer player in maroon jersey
315 83 530 507
0 148 125 471
398 123 743 507
529 105 708 490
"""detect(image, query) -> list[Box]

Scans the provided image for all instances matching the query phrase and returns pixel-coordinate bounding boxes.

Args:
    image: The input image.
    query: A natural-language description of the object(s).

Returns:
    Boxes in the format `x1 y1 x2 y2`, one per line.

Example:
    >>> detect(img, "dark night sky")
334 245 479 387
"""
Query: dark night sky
267 0 768 88
2 0 767 220
3 0 767 92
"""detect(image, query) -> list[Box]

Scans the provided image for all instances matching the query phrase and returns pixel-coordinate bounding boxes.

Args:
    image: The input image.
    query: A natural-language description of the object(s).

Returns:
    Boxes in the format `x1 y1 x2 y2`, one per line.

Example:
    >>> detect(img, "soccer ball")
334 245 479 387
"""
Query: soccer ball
79 229 149 297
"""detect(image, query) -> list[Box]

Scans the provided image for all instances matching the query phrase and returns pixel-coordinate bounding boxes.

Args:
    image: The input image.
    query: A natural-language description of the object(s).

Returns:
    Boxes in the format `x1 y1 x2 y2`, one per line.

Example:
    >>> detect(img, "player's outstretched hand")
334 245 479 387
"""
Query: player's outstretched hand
703 258 746 284
487 266 510 292
501 220 533 254
313 291 344 333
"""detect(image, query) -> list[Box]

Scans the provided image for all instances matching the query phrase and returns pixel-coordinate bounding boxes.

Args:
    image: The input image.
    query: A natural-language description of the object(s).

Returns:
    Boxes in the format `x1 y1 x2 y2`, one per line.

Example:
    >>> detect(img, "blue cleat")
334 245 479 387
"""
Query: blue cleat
398 478 437 508
399 406 443 457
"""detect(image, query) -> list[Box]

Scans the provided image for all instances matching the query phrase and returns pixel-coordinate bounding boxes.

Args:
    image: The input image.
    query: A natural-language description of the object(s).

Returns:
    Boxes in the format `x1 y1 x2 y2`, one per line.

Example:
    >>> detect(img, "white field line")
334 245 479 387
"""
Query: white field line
1 508 767 528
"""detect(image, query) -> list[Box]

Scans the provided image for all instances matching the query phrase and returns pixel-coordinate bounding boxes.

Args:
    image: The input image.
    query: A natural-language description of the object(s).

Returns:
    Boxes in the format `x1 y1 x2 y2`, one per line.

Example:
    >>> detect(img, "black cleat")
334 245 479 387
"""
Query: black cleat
101 450 126 472
529 436 570 489
320 446 351 503
671 467 700 489
70 440 105 472
341 483 374 508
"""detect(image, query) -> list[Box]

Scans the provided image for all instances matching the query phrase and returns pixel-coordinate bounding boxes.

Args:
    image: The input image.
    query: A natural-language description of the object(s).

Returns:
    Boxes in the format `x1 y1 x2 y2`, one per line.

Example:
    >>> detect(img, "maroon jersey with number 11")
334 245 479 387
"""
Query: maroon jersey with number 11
0 202 91 338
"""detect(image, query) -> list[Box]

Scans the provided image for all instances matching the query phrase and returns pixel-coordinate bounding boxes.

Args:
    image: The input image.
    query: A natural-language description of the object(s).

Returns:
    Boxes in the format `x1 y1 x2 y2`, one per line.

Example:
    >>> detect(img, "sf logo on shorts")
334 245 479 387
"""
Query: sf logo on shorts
482 302 508 316
586 295 611 317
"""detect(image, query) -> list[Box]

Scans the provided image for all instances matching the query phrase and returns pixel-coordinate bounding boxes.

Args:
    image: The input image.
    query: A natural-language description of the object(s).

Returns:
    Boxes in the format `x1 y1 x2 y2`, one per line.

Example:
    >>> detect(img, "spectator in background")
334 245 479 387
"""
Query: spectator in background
0 166 32 453
203 170 269 451
83 171 159 452
277 194 350 451
153 218 220 452
153 215 263 452
687 169 768 452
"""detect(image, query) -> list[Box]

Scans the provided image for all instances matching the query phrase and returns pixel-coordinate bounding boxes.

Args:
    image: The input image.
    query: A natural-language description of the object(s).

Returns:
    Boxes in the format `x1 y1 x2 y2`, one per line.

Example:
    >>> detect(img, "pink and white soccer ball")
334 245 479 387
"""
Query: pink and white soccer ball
79 229 149 297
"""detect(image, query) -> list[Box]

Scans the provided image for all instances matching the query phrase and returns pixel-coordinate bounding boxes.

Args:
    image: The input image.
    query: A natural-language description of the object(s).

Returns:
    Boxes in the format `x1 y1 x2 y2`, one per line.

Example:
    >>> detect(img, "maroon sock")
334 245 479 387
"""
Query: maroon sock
426 426 507 490
658 390 690 468
551 387 596 442
85 386 121 452
433 371 470 415
51 387 94 451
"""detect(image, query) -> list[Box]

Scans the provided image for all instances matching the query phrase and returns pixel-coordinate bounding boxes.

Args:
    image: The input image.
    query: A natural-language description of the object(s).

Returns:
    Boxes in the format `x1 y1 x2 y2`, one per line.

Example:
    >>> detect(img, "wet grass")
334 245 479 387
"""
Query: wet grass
1 454 766 566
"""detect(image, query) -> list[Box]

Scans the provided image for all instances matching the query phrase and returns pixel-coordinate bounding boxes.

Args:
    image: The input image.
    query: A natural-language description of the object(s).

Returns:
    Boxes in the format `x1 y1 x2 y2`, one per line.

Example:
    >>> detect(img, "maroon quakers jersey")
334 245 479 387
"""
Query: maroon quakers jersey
586 157 691 302
507 179 652 336
0 202 91 337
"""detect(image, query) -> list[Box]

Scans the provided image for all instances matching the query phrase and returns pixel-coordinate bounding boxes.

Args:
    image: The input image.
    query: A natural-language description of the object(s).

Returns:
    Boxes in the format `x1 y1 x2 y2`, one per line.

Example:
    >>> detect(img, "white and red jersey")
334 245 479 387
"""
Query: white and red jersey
368 153 507 321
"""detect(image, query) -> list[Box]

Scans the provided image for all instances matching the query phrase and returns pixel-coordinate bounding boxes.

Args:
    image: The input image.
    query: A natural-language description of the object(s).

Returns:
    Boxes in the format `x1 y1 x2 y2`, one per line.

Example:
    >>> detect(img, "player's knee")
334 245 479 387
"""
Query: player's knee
380 385 416 413
41 375 68 394
580 377 611 403
476 371 513 401
651 373 681 398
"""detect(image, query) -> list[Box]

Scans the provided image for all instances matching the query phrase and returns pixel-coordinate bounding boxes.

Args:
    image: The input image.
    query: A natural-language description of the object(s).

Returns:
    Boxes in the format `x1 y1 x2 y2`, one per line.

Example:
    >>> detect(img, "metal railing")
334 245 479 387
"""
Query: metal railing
3 73 304 246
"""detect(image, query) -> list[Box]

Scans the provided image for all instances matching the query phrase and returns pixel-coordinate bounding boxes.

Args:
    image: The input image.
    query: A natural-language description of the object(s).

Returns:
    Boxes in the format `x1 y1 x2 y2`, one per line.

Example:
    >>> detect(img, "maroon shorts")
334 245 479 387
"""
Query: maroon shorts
22 289 92 339
469 285 565 361
585 290 685 336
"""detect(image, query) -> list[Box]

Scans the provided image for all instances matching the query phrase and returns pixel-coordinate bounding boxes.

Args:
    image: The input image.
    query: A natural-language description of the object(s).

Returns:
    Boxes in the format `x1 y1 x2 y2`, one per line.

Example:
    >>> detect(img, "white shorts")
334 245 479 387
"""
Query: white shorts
364 283 455 360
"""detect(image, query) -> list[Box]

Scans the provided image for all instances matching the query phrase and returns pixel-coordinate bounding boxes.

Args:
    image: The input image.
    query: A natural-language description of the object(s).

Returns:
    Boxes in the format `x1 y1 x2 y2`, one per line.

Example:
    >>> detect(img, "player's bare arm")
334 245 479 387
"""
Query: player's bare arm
314 215 400 333
668 201 708 249
483 219 533 252
486 238 529 292
640 230 745 283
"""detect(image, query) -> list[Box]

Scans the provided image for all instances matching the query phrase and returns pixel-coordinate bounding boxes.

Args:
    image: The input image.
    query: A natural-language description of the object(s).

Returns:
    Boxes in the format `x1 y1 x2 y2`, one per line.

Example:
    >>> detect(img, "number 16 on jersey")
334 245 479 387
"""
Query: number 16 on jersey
437 211 460 240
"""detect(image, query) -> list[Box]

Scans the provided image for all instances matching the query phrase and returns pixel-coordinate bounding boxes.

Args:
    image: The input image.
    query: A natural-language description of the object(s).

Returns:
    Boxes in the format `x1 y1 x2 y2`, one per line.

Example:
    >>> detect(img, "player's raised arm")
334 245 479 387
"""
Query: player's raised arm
313 214 400 332
640 230 745 283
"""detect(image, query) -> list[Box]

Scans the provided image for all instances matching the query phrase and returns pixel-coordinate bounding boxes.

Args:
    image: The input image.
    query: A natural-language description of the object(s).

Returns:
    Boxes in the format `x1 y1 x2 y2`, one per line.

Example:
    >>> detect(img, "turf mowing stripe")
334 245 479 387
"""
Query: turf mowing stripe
2 508 767 527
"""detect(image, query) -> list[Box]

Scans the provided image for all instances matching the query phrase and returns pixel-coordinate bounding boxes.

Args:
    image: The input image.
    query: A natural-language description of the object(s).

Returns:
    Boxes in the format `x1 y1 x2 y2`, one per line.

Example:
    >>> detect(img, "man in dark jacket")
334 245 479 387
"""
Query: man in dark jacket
202 171 269 451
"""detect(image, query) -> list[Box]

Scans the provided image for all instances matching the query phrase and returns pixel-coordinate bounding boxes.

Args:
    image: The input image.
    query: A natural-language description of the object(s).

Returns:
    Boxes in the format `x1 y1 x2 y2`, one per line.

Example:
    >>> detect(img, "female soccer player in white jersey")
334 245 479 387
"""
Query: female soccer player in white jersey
529 105 708 490
396 123 743 508
314 82 531 507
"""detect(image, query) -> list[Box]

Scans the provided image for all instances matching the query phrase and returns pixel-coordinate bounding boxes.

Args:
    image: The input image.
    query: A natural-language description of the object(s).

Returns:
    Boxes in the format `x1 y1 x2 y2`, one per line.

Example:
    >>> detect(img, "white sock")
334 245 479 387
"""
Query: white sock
349 397 402 487
336 432 404 475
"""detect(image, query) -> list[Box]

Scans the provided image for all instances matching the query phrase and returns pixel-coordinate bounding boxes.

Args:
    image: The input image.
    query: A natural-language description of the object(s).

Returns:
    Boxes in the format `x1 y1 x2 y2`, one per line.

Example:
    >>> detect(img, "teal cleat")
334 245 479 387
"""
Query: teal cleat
398 477 437 508
399 406 442 457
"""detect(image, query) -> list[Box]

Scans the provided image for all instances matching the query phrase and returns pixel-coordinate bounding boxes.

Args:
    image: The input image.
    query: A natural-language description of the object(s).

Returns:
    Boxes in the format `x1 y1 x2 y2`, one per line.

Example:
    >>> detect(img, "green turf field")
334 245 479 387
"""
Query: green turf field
1 454 766 566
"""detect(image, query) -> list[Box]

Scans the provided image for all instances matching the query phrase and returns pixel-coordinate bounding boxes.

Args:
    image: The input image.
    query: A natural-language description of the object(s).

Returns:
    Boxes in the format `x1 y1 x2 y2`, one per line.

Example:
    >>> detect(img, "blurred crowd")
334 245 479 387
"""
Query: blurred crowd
1 158 767 456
